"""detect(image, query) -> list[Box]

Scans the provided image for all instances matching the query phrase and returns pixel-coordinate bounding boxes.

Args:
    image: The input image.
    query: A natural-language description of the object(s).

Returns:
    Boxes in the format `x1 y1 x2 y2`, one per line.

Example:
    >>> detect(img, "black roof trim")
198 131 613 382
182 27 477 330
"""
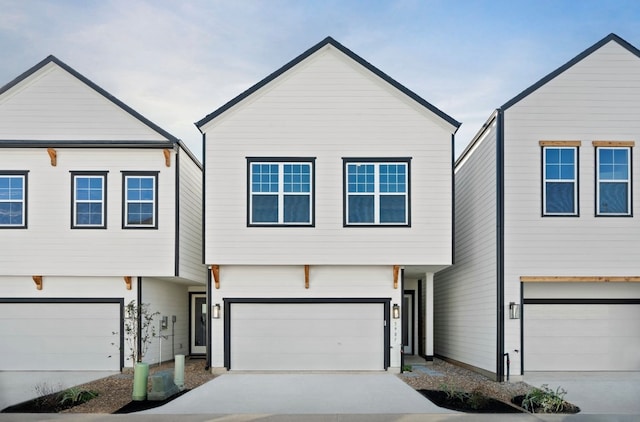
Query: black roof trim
0 55 181 144
502 33 640 110
195 36 460 130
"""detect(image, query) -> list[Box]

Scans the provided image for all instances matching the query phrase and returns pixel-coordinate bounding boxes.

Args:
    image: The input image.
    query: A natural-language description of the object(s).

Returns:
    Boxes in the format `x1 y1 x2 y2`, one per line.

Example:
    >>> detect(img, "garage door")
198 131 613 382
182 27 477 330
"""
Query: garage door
525 304 640 371
229 302 386 370
0 301 122 371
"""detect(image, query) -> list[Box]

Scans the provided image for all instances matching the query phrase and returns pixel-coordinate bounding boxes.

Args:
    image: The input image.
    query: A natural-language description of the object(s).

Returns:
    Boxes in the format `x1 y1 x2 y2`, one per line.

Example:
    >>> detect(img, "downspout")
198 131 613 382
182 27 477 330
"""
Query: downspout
174 146 180 277
451 133 456 265
206 267 212 370
137 276 142 363
400 268 405 371
496 109 505 381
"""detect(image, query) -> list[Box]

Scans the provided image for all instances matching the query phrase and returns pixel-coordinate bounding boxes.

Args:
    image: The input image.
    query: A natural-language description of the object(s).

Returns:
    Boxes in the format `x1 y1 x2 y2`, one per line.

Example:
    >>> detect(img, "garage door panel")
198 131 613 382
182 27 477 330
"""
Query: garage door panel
0 302 120 371
525 304 640 371
230 302 385 371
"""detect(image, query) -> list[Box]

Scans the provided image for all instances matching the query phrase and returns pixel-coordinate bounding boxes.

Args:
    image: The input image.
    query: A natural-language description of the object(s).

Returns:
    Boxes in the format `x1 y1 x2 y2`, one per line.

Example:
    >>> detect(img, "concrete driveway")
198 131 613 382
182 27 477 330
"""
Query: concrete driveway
524 371 640 415
140 372 455 415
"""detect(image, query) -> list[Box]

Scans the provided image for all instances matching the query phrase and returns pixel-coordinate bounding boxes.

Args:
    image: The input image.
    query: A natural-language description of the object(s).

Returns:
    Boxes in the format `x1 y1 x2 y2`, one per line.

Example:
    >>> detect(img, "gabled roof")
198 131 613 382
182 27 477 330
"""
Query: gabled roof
195 36 460 130
502 33 640 110
0 55 180 143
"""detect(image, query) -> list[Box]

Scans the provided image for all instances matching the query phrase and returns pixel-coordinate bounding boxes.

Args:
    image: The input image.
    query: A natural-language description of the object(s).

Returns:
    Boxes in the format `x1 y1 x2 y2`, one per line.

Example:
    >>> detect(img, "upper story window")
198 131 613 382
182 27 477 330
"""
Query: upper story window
122 172 158 229
596 143 632 216
343 158 411 226
247 158 315 226
0 171 27 228
72 172 107 228
542 144 579 216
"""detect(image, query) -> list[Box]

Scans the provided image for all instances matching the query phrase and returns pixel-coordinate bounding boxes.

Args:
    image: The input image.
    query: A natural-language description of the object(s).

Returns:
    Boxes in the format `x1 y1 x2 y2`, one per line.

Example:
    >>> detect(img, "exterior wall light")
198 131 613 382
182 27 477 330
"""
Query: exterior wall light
392 304 400 319
212 303 221 319
509 302 521 319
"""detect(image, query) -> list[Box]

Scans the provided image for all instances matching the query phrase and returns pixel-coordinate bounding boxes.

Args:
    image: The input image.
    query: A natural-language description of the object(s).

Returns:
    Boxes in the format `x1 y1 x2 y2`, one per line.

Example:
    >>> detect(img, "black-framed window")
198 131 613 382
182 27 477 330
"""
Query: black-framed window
0 171 28 228
247 158 315 226
343 158 411 226
542 146 578 216
122 171 158 229
596 147 632 216
71 171 107 228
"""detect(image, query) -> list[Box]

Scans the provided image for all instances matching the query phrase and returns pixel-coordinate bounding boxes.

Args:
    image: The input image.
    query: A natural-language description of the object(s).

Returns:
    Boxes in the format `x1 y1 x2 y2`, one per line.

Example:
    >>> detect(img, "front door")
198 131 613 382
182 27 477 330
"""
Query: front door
403 291 414 355
190 293 207 355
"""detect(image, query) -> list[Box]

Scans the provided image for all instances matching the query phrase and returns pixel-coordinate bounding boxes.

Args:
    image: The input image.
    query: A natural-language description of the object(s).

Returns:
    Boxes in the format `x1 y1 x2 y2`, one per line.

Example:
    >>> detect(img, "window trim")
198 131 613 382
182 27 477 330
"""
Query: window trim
71 171 108 229
595 145 633 217
541 144 579 217
121 171 159 229
342 157 412 227
0 170 28 229
246 157 316 227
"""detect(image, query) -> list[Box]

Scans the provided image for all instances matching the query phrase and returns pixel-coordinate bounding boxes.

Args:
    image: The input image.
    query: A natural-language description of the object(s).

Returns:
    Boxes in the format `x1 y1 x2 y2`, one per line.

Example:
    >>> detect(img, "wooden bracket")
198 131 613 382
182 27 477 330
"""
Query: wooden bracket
393 265 399 289
163 149 171 167
212 265 220 289
47 148 57 166
304 265 310 289
123 276 132 290
32 275 43 290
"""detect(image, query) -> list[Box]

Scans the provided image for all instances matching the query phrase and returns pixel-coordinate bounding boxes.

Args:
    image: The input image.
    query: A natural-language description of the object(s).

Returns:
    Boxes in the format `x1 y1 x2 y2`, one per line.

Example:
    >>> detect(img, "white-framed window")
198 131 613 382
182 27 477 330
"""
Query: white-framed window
122 172 158 228
248 158 314 226
72 172 107 228
0 171 27 228
344 159 410 226
542 147 578 216
596 147 631 216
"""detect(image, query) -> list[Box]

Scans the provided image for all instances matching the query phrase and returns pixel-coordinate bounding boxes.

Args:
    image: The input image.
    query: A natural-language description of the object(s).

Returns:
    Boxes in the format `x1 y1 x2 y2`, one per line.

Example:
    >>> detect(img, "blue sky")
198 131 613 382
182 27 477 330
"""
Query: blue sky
2 0 640 159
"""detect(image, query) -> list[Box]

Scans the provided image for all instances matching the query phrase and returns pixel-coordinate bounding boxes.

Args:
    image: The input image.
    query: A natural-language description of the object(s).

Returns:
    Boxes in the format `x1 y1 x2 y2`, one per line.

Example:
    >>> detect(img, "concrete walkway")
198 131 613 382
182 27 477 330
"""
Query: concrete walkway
141 372 455 415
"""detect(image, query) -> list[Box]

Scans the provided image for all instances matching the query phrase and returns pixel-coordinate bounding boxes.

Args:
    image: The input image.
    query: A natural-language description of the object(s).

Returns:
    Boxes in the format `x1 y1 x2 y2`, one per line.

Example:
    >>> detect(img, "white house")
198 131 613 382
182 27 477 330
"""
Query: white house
197 37 460 372
434 33 640 380
0 56 206 371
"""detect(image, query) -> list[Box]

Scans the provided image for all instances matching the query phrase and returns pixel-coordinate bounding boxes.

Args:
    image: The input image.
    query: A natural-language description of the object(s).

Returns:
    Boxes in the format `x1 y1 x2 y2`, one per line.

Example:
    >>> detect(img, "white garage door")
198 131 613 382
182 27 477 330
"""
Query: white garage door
230 302 385 370
525 304 640 371
0 302 121 371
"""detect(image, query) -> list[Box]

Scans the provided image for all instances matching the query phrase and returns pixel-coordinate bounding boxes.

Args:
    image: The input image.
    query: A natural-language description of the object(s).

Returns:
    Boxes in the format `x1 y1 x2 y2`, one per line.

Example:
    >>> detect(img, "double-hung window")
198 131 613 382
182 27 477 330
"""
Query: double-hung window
344 158 410 226
248 158 315 226
72 172 107 228
542 144 579 216
122 172 158 228
596 144 632 216
0 171 27 228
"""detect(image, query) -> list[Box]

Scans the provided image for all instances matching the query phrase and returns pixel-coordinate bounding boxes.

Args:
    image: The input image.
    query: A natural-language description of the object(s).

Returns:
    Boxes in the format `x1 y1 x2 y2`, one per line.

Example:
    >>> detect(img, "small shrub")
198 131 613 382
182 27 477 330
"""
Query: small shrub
439 383 470 402
468 387 489 410
58 387 98 406
33 382 62 409
521 384 568 413
402 364 412 372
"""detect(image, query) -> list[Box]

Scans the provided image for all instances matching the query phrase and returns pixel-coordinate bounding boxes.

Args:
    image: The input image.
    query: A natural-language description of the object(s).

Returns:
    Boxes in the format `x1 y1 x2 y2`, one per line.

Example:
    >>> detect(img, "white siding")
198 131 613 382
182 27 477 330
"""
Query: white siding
0 62 166 141
177 146 205 283
0 148 176 276
503 40 640 372
434 122 498 375
203 45 454 267
209 265 402 370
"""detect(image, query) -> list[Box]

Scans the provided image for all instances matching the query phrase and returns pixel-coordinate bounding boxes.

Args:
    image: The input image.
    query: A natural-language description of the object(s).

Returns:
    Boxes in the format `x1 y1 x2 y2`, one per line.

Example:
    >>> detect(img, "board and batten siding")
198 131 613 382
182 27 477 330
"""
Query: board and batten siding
203 45 453 266
0 148 176 276
502 40 640 365
209 265 402 369
0 62 166 141
434 120 498 375
177 147 205 282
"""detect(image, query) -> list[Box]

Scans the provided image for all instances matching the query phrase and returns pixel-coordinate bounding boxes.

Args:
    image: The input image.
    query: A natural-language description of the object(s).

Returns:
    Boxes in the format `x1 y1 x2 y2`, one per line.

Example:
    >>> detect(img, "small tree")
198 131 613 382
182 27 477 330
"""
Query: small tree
124 300 160 363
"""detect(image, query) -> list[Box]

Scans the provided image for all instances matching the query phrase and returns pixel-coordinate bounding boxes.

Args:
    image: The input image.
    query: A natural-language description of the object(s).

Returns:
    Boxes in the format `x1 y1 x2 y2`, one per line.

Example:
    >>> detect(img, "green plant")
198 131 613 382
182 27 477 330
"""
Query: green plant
521 384 568 413
438 383 470 402
58 387 98 406
402 364 413 372
33 382 62 409
468 387 489 410
124 300 160 363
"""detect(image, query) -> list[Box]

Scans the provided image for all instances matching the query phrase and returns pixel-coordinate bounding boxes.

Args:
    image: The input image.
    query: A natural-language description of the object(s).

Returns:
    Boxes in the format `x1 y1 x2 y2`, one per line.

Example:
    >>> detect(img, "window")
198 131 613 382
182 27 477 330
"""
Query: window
596 147 631 216
248 158 314 226
344 158 410 226
72 172 107 228
122 172 158 228
0 172 27 228
542 147 578 215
